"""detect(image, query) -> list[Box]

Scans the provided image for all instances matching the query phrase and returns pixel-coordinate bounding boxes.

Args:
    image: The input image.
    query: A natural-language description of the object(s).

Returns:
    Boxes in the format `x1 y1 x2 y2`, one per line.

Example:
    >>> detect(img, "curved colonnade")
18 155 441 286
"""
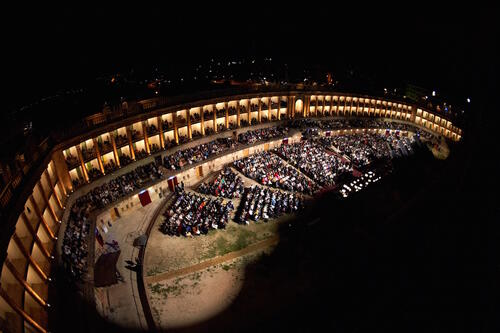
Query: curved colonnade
0 90 462 333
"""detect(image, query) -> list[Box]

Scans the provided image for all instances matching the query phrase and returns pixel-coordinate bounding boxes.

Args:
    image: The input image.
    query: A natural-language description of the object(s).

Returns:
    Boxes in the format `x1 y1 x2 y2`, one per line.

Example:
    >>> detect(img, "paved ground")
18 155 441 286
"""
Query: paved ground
93 199 163 331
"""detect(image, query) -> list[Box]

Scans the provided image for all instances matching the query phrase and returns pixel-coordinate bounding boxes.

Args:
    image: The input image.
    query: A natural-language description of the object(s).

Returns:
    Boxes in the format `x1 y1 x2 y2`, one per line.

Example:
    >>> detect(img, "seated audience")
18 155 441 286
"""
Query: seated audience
160 186 234 236
197 167 244 198
236 185 303 224
233 151 317 195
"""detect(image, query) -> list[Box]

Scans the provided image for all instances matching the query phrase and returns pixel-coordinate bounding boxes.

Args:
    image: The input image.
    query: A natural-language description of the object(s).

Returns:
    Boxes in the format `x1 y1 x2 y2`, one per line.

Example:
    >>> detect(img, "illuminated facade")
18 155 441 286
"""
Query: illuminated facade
0 88 462 332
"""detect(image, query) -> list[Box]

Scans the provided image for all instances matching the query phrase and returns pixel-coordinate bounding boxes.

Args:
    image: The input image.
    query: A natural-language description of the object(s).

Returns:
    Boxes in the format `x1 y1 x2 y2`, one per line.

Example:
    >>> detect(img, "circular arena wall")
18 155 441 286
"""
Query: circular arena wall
0 88 462 333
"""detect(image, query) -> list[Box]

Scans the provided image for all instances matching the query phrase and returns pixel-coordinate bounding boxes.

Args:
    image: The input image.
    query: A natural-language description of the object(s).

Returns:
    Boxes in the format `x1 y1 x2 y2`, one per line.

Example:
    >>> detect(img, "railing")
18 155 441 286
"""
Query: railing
0 136 52 214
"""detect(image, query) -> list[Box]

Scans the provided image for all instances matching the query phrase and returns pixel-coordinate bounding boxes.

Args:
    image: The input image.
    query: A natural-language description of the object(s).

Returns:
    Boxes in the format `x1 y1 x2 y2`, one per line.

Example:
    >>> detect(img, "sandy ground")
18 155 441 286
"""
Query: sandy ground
146 248 274 330
143 167 299 277
144 209 292 276
140 166 302 329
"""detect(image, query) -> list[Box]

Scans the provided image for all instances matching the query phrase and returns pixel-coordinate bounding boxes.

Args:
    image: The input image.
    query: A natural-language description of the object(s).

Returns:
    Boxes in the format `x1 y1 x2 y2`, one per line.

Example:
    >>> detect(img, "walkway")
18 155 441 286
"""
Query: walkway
94 199 164 331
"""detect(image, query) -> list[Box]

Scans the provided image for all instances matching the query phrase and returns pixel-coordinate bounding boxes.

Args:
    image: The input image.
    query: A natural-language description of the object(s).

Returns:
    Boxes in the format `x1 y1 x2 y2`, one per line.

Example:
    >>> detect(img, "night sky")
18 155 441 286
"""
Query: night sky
3 5 495 109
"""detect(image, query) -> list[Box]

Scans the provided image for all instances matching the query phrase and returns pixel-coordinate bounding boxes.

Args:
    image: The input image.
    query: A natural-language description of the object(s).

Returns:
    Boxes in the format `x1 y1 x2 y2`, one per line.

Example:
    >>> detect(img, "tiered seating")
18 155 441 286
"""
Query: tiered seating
160 187 234 236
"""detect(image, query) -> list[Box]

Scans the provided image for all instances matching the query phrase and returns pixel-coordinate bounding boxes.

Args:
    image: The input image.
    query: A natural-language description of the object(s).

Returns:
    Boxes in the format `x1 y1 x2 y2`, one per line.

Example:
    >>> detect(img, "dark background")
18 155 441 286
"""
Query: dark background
2 5 494 108
2 4 499 332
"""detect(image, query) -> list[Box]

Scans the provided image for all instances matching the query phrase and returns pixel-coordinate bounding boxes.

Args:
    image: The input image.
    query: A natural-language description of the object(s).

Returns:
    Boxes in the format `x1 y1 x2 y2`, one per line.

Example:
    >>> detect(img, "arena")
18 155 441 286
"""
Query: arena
0 85 464 332
4 5 496 333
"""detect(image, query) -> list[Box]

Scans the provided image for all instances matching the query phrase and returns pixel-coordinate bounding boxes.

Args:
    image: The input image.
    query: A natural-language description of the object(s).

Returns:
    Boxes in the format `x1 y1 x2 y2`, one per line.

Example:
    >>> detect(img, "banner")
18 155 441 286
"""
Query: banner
138 190 152 206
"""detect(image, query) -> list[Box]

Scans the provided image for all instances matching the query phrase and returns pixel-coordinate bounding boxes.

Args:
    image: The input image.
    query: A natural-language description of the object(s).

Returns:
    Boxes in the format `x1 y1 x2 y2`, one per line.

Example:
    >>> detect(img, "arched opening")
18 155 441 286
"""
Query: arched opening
295 99 303 115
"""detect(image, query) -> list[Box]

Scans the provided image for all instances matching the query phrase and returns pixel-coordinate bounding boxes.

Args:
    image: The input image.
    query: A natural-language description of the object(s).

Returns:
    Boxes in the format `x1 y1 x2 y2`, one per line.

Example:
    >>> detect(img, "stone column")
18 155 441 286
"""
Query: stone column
236 102 240 127
109 132 121 167
50 150 70 195
258 99 262 123
37 182 58 225
126 126 136 160
268 98 272 121
187 110 192 139
410 105 416 122
158 116 165 149
277 96 281 120
93 138 105 174
200 107 205 136
173 112 179 144
75 145 89 182
44 170 62 210
142 122 151 154
212 104 217 133
225 102 229 129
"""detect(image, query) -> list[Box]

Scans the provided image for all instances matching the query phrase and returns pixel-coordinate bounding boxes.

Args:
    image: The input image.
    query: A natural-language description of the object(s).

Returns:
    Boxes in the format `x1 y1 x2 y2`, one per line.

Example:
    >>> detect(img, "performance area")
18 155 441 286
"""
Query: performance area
75 120 444 331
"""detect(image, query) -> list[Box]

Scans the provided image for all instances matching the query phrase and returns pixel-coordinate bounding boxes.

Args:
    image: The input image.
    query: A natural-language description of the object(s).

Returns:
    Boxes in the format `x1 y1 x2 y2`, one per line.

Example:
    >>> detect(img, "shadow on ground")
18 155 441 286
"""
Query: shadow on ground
50 142 493 332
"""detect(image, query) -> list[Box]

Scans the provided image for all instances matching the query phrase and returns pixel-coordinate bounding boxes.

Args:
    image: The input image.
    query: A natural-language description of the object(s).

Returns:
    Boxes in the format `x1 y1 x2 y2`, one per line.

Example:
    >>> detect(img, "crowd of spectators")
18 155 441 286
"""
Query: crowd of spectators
147 124 158 135
120 154 133 166
65 153 79 168
61 115 429 281
115 134 128 147
287 118 435 136
81 147 96 161
233 151 317 195
287 118 322 129
237 126 289 145
192 130 202 139
98 139 113 153
274 141 351 186
135 149 148 160
320 133 418 166
236 185 303 224
150 143 161 154
197 167 244 199
62 197 91 281
103 159 118 174
72 177 85 189
163 137 237 170
131 129 142 141
160 186 234 236
386 135 417 158
62 162 163 280
319 134 392 167
87 168 102 181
